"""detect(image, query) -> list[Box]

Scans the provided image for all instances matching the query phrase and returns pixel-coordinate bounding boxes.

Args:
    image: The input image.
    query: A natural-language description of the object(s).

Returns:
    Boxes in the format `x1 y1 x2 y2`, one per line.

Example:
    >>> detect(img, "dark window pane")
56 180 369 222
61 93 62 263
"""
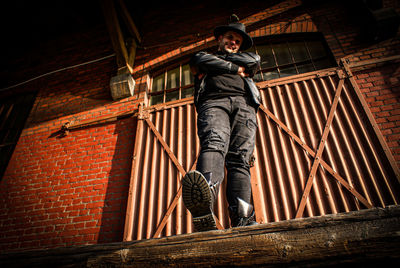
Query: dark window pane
314 58 334 70
253 73 264 82
262 70 280 80
279 65 297 77
166 67 180 90
181 87 194 99
297 62 315 74
256 45 276 69
152 74 165 92
289 41 309 62
150 93 163 105
271 43 292 66
307 40 327 59
182 64 194 86
165 90 179 102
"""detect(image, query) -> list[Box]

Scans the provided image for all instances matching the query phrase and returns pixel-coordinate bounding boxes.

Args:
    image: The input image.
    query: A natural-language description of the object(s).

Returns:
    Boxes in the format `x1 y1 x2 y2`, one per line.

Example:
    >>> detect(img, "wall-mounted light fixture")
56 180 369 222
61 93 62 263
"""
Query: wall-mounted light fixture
110 73 135 100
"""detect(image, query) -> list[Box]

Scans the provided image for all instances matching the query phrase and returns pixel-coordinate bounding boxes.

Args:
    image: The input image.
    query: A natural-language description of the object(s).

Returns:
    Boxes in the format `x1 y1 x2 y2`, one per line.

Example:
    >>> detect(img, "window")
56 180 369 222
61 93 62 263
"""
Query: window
148 34 335 106
248 33 337 82
150 63 194 106
0 92 36 180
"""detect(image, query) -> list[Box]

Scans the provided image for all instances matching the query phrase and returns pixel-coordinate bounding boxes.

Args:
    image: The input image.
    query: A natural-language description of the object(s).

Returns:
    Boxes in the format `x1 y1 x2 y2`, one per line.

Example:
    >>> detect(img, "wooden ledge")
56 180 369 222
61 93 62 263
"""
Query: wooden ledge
1 206 400 267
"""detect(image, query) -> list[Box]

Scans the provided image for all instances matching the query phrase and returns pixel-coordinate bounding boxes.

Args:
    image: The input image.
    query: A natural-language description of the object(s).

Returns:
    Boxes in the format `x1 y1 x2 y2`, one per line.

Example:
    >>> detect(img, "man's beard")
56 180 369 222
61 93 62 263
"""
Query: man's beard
219 43 238 54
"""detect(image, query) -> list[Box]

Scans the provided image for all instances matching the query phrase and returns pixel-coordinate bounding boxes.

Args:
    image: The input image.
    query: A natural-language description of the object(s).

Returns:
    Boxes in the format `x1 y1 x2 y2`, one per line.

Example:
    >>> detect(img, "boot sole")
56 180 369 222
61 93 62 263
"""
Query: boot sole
182 170 217 231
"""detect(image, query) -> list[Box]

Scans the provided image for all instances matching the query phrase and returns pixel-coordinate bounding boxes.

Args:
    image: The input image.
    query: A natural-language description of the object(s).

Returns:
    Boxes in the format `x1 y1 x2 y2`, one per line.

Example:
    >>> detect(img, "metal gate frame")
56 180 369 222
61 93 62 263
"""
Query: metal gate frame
123 62 400 241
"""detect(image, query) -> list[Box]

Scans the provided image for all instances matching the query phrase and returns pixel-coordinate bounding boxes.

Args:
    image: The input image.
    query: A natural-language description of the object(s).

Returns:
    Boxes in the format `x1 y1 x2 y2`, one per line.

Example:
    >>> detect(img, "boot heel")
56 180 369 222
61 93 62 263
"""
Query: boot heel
182 170 217 231
193 214 217 231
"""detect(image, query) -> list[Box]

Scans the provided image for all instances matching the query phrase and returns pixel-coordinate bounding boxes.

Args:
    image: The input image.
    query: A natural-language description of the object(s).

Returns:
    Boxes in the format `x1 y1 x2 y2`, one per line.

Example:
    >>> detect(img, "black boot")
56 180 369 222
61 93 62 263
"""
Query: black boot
229 197 258 227
182 170 219 232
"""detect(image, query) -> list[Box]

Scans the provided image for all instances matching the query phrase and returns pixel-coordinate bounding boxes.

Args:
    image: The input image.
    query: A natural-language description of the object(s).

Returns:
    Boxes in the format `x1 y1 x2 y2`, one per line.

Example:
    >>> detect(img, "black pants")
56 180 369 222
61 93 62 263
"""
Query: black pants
196 95 258 209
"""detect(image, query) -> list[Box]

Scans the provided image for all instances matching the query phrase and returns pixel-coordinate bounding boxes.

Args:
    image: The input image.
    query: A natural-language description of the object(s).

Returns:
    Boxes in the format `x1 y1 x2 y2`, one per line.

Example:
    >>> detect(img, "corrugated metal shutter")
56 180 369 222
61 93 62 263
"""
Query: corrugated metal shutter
123 99 230 241
123 65 400 241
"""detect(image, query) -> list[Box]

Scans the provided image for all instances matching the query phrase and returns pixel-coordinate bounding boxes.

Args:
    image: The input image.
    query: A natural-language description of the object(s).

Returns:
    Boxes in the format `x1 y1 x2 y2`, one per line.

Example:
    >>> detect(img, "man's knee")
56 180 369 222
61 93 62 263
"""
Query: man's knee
199 129 229 153
225 151 252 169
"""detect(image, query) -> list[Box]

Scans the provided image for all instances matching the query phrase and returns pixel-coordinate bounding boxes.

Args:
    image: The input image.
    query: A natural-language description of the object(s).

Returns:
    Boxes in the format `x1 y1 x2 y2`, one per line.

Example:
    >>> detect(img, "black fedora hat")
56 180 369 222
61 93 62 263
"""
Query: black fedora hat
214 19 253 51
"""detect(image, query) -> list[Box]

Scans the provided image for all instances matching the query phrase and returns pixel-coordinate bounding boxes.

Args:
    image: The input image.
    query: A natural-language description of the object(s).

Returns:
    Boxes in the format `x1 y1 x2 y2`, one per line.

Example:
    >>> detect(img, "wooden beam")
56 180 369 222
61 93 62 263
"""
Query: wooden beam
101 0 125 68
101 0 132 73
117 0 142 44
127 40 137 70
1 206 399 267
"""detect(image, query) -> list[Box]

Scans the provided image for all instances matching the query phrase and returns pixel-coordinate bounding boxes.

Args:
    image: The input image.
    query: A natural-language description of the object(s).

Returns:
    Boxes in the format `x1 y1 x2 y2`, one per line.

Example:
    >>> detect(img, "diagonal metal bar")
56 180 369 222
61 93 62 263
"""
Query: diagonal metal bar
259 104 311 156
145 118 224 238
258 104 372 209
295 78 345 218
145 118 187 177
152 154 198 238
319 159 372 209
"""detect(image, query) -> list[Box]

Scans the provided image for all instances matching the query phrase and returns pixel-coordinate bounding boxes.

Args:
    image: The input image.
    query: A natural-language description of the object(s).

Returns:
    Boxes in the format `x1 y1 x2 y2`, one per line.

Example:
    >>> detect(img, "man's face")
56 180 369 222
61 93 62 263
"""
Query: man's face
218 31 243 54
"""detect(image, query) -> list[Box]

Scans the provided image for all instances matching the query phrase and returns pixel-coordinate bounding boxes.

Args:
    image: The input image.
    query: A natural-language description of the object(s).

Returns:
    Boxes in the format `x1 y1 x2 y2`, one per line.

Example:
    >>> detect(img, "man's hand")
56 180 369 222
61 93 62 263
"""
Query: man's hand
237 66 249 77
190 65 205 80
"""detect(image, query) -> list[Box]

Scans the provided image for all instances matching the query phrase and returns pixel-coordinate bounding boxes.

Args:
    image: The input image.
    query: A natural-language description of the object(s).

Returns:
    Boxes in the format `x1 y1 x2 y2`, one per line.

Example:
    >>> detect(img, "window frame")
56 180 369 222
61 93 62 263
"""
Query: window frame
249 32 337 82
149 60 195 106
148 33 336 106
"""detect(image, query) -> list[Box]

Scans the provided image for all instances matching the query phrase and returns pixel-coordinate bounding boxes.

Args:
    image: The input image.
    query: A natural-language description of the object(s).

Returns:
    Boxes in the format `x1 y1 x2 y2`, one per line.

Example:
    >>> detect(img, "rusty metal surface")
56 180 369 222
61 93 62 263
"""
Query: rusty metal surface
124 103 231 240
124 67 400 241
252 69 399 223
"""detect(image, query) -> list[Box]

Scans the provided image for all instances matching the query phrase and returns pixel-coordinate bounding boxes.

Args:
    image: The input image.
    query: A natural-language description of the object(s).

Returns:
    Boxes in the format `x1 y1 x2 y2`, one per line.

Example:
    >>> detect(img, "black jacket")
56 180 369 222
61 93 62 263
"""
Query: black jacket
190 51 261 107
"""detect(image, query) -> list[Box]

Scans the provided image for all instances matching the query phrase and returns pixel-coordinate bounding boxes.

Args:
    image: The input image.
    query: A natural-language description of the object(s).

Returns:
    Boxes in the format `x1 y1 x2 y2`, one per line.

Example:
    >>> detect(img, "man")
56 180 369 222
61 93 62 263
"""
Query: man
182 16 261 231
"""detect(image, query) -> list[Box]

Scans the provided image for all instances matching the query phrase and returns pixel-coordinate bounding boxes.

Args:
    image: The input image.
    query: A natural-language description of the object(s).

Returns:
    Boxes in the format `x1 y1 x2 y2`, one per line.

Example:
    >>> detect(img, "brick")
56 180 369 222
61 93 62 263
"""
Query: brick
376 111 391 117
356 73 369 79
360 82 373 88
369 101 384 107
375 117 388 123
72 215 93 223
78 228 99 235
387 134 400 141
380 122 396 129
85 202 104 209
392 127 400 134
389 115 400 122
85 221 97 228
384 98 398 105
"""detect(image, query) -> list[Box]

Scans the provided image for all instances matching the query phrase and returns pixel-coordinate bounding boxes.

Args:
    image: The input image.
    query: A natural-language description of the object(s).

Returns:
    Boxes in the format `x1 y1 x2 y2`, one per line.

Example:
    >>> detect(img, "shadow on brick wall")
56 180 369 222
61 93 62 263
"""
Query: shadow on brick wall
97 117 137 244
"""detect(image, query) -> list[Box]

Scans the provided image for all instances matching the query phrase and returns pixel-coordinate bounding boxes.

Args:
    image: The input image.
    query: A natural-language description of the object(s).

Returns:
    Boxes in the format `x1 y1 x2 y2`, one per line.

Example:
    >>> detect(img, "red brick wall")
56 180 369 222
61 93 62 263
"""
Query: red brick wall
354 64 400 164
0 22 143 252
0 117 137 251
25 26 118 126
